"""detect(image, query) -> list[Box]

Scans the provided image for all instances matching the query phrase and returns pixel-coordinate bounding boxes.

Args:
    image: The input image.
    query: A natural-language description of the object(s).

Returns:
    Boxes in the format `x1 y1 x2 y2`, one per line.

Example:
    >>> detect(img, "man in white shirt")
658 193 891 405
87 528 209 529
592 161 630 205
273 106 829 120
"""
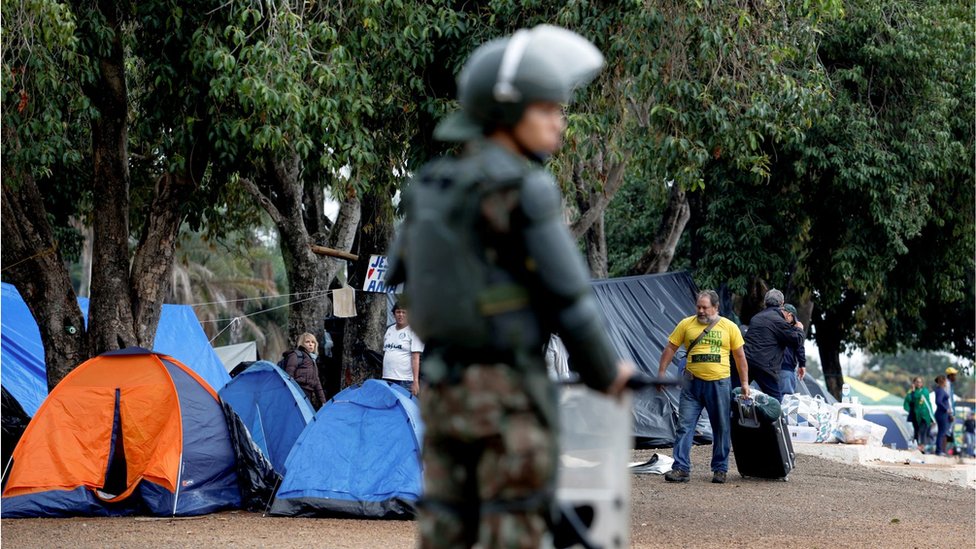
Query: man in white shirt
382 303 424 396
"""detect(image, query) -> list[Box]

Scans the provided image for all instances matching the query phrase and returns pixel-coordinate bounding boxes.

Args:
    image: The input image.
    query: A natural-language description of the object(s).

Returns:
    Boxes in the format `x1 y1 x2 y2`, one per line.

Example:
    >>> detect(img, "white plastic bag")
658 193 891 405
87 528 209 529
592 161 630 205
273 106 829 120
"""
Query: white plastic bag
782 394 800 426
833 414 886 445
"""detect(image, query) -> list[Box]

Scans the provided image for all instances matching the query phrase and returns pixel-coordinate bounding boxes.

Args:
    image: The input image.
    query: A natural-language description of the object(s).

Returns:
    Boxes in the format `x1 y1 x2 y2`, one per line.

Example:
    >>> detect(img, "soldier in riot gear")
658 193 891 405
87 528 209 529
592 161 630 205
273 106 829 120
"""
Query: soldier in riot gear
386 25 634 548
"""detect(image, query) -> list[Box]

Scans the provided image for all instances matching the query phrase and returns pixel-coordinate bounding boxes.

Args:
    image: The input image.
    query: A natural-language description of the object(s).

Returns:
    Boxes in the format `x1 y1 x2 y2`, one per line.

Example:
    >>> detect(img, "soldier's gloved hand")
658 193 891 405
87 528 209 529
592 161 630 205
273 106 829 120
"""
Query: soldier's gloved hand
605 359 636 397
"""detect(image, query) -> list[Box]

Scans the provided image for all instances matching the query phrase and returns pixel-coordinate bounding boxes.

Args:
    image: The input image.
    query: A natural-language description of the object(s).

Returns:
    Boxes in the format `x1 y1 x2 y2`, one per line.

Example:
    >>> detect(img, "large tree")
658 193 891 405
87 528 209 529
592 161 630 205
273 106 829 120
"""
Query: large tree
692 0 974 397
562 1 841 277
2 1 232 388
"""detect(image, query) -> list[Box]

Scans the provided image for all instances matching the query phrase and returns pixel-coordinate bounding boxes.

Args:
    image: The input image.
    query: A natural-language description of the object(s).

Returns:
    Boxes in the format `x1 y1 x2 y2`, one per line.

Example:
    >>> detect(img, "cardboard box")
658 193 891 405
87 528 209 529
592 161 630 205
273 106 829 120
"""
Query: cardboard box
788 425 818 443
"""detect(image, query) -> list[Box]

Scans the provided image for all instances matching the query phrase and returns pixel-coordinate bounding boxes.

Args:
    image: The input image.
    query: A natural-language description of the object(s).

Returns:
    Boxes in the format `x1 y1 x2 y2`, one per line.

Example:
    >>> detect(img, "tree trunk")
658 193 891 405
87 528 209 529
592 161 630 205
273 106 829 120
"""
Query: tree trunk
84 5 136 354
129 172 193 348
584 214 608 279
341 189 395 388
241 154 359 393
71 219 94 298
244 155 331 341
1 142 88 390
2 4 213 388
814 302 844 400
629 182 690 275
129 102 211 348
569 159 629 238
570 159 611 278
740 277 770 326
303 178 330 239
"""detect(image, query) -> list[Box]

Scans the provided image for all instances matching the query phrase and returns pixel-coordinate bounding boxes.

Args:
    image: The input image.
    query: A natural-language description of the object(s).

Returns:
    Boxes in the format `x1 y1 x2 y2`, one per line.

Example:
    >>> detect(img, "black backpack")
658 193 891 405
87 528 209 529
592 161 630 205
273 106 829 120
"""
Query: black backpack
277 349 301 371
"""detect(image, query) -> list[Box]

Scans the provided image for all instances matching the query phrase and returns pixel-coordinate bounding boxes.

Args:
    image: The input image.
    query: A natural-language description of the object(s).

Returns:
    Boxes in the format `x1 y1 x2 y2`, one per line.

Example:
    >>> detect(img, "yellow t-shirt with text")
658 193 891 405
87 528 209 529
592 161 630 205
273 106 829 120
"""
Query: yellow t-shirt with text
668 316 744 381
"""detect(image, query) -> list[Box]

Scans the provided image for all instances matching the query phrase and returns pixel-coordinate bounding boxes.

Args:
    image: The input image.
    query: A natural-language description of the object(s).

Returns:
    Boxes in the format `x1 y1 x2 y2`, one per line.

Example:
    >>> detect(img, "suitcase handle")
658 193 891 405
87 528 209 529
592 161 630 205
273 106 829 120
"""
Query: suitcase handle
736 398 761 428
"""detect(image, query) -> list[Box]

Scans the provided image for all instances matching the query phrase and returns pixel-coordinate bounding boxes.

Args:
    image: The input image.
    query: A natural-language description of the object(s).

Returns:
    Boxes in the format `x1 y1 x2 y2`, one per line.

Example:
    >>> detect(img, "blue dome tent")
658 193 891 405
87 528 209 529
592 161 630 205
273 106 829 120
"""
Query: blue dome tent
270 380 424 519
0 282 229 417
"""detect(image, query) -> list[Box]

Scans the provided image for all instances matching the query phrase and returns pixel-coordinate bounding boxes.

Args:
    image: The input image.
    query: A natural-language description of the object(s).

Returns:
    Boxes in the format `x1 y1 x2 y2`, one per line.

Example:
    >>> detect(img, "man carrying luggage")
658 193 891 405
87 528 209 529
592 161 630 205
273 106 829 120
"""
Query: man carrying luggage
658 289 750 484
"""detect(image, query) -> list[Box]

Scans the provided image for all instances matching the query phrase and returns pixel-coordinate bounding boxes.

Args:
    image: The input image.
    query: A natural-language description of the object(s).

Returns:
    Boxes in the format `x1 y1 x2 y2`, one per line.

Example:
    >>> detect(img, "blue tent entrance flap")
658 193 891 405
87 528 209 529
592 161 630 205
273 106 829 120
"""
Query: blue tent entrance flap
270 380 423 519
0 282 230 416
219 361 315 473
590 272 712 447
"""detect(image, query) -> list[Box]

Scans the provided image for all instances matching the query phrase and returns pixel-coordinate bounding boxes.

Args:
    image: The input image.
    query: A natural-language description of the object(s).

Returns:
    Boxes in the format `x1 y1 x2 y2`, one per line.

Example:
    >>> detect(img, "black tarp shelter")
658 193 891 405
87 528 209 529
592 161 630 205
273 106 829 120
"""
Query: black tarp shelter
590 272 712 448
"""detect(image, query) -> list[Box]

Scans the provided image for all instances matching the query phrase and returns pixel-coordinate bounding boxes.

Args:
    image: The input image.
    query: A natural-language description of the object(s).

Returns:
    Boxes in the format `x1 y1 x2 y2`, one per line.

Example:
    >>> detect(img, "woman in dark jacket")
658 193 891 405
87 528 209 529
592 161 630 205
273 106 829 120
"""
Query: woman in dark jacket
933 375 952 456
282 332 327 409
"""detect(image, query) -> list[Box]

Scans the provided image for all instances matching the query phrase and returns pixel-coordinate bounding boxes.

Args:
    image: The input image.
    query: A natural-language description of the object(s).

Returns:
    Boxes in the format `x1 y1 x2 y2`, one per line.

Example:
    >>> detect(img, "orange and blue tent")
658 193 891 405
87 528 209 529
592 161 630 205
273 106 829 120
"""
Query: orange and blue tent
1 347 240 517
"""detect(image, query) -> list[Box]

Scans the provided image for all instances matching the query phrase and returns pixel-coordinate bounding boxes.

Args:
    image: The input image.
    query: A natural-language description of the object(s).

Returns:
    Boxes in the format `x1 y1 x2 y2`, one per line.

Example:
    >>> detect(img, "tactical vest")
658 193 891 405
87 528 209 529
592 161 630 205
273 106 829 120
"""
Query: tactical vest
395 150 541 356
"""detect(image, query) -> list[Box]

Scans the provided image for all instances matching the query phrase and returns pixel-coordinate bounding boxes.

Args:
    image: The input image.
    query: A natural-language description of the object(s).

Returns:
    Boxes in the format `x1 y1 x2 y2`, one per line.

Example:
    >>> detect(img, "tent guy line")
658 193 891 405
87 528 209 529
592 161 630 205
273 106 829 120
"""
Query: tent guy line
202 292 332 342
187 288 333 307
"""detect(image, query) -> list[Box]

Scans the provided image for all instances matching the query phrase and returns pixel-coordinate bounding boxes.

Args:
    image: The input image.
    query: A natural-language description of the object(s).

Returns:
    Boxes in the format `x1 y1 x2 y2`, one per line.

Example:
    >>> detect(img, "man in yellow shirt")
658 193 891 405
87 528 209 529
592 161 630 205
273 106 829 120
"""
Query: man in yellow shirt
657 290 750 484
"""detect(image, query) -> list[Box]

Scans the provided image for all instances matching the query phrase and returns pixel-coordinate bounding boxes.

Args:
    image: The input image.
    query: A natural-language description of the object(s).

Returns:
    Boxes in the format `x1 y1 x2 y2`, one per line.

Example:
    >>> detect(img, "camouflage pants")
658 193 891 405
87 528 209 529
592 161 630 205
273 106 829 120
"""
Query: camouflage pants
418 363 556 549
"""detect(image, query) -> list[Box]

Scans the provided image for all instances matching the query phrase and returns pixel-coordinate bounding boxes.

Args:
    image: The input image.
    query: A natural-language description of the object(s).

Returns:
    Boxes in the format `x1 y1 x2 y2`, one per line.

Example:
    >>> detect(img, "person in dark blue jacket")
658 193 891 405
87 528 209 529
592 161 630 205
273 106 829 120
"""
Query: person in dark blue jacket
733 289 804 401
934 374 952 456
779 304 807 396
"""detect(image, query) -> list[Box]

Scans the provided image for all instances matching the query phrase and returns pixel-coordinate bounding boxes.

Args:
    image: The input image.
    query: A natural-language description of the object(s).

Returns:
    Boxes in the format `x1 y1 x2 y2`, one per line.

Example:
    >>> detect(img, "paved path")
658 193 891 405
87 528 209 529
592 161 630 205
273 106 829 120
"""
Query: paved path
793 442 976 489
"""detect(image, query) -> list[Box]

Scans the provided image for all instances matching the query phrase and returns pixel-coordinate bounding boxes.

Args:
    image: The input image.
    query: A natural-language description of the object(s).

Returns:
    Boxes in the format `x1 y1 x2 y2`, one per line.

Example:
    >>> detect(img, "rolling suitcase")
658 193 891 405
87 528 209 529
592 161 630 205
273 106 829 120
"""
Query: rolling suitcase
730 396 795 480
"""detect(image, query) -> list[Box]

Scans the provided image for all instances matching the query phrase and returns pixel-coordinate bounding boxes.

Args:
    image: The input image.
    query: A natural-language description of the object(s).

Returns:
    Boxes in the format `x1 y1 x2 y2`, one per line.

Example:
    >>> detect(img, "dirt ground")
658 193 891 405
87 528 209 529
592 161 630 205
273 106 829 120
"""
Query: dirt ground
2 446 974 549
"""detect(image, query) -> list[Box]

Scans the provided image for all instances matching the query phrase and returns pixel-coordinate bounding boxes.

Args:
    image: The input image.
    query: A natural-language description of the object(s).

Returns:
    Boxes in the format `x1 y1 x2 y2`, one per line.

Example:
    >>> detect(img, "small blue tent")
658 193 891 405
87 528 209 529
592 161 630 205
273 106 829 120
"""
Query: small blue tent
865 409 914 450
218 361 316 474
0 282 229 416
270 380 424 519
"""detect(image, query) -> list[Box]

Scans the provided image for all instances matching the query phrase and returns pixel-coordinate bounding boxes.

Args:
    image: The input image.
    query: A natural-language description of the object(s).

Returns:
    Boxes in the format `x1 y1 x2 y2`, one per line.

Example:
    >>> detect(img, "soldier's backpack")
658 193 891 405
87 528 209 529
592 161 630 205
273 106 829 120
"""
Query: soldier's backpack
389 156 528 349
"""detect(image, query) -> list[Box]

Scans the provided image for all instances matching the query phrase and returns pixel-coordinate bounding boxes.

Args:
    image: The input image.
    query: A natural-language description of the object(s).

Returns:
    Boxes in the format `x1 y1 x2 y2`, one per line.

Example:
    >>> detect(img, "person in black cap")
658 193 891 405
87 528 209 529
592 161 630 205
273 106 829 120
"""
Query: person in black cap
778 303 806 396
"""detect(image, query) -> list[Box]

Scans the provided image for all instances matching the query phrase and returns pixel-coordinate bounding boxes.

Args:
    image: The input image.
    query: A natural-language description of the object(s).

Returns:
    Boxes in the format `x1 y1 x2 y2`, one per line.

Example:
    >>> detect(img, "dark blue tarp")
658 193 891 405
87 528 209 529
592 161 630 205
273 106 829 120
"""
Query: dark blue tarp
590 272 712 448
219 361 315 473
0 282 229 416
270 380 423 519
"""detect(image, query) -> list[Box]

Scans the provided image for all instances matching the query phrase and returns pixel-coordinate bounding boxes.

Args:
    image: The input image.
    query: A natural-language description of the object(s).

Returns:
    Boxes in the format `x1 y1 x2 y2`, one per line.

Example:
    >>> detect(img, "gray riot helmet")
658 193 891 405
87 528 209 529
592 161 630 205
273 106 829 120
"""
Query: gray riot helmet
434 25 605 141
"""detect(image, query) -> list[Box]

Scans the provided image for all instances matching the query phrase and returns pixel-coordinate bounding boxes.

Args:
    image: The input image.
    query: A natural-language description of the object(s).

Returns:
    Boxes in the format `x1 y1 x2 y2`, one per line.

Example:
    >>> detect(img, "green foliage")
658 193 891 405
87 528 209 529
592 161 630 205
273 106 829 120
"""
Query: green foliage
690 0 974 361
170 228 289 357
195 0 475 207
5 0 969 371
2 0 97 244
590 2 838 277
799 0 974 356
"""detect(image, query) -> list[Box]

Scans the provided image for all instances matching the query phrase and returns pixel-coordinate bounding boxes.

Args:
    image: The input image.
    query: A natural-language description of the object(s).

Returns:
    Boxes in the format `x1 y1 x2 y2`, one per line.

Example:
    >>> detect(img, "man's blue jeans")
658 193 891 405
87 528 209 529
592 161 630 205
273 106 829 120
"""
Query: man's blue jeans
779 369 797 396
672 374 731 474
384 378 412 391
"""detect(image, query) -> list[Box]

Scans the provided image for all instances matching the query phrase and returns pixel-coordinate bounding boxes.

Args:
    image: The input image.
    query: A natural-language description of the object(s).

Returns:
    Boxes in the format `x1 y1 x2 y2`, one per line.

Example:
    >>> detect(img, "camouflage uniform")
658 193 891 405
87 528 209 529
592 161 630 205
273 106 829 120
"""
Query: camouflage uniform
405 141 618 548
419 362 555 549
